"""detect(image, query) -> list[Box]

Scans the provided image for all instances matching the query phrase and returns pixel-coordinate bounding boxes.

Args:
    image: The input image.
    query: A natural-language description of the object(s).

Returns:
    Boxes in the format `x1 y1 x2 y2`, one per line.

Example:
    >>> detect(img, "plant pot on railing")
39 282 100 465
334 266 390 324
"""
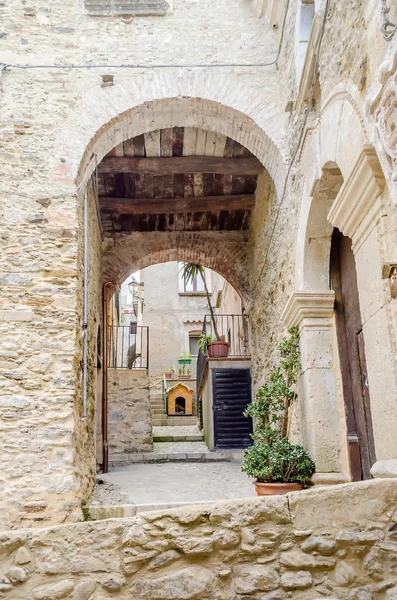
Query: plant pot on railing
163 371 171 380
207 341 229 358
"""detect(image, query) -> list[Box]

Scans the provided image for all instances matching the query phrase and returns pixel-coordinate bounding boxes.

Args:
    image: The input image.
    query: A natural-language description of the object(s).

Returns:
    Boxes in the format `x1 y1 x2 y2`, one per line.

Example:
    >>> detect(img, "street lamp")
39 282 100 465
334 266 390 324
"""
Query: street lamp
128 277 140 299
128 277 143 318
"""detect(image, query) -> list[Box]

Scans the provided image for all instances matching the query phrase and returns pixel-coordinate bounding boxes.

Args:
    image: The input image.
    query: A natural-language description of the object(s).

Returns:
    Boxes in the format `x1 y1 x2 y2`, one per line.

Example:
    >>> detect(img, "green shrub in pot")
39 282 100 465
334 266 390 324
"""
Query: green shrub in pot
242 326 315 492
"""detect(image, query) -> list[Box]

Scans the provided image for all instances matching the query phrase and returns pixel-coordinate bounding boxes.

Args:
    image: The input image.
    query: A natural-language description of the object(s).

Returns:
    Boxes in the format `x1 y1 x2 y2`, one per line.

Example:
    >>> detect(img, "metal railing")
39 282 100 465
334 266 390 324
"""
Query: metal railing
108 325 149 369
197 314 250 391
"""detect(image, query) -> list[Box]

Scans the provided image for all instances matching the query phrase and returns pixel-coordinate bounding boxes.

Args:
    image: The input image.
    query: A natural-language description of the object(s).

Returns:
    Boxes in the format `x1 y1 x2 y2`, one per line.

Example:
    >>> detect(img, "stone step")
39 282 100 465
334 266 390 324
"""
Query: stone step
108 451 242 466
153 433 204 442
150 408 167 415
151 417 198 426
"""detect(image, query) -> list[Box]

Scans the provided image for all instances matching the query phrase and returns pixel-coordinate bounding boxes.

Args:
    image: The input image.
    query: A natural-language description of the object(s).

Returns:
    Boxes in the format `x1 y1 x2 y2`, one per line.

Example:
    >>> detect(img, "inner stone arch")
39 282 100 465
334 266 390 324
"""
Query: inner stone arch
297 162 344 291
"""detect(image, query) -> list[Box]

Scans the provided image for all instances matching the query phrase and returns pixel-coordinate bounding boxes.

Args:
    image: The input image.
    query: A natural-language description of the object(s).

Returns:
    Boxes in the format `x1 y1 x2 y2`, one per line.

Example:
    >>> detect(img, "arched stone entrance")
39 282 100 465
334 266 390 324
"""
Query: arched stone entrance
283 90 397 482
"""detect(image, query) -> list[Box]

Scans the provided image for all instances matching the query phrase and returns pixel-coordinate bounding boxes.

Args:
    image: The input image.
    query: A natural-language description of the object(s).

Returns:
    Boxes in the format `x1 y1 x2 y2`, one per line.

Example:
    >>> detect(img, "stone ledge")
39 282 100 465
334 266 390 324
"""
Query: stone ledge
84 0 170 16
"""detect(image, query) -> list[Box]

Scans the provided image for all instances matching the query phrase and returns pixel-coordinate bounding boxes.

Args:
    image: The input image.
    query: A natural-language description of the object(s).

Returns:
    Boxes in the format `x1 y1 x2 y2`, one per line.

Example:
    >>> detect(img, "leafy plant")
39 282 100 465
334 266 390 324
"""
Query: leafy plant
181 263 220 340
242 326 315 484
244 326 300 441
198 332 213 354
242 438 315 484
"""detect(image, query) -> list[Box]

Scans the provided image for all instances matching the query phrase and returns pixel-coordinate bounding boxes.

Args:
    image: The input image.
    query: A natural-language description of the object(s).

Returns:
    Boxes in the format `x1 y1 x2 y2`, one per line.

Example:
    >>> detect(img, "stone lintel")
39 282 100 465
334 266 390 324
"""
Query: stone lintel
328 146 385 241
84 0 169 16
281 291 335 329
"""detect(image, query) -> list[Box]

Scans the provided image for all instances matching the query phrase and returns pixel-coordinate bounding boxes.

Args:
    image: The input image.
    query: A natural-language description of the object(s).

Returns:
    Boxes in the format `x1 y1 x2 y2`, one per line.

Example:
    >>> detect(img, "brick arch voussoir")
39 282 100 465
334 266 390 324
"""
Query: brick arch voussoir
63 74 287 198
102 233 250 304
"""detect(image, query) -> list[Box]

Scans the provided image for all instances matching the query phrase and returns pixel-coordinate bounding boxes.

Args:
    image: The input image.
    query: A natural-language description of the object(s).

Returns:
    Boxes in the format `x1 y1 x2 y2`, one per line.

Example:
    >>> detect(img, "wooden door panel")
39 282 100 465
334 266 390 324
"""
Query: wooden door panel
212 369 253 449
330 228 376 481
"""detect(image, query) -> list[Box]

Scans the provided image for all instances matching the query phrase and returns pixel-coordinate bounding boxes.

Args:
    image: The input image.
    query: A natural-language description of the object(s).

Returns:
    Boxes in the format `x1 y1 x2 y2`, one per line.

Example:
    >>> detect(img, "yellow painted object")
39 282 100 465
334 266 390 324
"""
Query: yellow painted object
167 383 193 416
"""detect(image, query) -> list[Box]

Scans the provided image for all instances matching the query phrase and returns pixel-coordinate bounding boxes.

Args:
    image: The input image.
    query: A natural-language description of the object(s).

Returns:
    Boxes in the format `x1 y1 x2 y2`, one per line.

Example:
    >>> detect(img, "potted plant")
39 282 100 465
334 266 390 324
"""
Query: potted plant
242 326 315 495
163 370 172 380
178 351 192 365
181 263 229 358
178 365 191 380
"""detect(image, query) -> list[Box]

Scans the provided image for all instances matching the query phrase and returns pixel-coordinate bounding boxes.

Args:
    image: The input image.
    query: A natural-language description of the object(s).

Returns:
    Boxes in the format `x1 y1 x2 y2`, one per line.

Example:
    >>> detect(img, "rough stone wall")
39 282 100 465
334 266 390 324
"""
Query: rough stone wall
0 479 397 599
248 173 300 386
108 369 152 457
0 0 279 528
74 182 104 503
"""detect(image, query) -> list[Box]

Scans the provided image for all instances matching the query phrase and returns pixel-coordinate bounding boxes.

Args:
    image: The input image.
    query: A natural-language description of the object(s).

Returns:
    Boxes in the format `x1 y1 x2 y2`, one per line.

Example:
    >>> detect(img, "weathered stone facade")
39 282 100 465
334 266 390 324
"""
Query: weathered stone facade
0 0 397 527
1 480 397 599
108 369 152 458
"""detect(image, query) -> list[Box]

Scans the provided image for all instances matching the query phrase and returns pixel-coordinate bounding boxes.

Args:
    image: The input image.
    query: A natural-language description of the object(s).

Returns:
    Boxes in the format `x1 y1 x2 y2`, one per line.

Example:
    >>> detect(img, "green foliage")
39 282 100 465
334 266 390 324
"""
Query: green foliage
242 438 315 483
242 326 315 483
180 262 205 287
244 326 300 442
198 332 213 354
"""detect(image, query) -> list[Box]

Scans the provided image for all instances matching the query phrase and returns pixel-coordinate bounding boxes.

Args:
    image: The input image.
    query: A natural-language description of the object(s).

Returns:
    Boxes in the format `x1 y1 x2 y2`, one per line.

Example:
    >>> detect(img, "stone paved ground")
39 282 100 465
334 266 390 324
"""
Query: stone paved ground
93 462 255 507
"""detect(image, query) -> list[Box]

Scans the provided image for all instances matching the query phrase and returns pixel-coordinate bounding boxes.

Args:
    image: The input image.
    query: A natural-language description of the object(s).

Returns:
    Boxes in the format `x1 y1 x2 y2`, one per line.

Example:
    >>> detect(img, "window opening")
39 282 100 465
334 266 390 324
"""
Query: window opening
296 0 315 84
184 273 205 293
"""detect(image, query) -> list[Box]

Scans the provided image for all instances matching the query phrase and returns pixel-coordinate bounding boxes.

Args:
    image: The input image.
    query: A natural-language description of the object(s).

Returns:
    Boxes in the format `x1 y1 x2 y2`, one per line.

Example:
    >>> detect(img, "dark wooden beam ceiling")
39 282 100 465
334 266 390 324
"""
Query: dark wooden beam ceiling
100 194 255 215
98 156 263 176
98 128 264 233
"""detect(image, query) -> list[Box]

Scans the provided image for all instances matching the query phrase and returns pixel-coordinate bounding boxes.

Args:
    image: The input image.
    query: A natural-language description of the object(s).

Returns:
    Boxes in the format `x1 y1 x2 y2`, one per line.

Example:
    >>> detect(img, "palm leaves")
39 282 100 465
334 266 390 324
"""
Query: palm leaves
181 263 220 341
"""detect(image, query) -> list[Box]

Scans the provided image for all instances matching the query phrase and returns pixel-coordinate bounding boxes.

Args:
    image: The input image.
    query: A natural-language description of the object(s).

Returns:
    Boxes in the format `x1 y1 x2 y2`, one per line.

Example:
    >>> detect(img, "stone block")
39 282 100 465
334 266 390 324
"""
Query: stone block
34 579 75 600
281 570 313 590
130 565 216 599
233 564 280 594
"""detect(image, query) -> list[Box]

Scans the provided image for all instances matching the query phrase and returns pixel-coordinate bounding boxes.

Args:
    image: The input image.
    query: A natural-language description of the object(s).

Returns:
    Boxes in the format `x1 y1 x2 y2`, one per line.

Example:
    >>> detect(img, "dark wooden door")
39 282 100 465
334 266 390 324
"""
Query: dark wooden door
330 228 376 480
212 369 253 449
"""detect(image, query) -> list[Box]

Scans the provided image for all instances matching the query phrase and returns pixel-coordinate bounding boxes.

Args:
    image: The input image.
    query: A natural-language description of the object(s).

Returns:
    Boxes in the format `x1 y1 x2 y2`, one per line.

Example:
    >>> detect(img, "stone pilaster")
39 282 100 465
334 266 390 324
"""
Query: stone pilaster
282 292 348 482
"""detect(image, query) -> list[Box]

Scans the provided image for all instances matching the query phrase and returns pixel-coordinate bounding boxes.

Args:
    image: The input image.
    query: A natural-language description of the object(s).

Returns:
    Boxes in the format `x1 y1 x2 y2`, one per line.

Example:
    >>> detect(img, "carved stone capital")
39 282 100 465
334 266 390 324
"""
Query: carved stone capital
281 291 335 328
327 146 385 242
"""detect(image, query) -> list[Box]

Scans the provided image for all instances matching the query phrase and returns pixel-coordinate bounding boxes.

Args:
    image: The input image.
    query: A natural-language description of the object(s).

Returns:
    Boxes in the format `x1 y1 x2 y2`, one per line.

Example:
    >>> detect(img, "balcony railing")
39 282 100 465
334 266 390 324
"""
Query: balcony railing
108 325 149 369
197 314 250 391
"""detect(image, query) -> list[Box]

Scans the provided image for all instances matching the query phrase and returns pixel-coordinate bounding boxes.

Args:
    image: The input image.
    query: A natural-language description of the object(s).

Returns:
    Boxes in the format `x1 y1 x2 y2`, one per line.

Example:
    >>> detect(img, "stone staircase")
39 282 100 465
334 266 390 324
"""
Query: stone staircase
108 391 243 467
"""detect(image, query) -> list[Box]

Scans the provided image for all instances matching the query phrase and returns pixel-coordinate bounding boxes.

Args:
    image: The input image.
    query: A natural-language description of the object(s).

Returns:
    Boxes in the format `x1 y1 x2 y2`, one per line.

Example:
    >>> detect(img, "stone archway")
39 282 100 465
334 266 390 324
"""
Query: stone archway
57 74 287 196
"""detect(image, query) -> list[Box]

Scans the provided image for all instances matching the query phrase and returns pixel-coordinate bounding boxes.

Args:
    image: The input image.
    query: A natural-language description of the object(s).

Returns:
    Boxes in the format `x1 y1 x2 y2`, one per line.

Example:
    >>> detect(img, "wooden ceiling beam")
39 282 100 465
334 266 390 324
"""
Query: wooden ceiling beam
99 194 255 215
98 156 263 175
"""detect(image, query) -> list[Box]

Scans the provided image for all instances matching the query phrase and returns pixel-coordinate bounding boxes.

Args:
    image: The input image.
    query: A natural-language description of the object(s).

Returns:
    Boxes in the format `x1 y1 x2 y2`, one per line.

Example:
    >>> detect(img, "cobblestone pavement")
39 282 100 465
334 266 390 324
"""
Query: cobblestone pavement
153 441 209 453
96 462 256 506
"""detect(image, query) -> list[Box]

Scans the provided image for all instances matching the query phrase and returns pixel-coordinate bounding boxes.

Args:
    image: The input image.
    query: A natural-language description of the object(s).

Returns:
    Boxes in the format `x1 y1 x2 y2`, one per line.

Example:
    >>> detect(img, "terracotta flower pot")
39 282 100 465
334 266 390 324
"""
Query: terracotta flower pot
207 341 229 358
178 375 191 380
164 372 171 380
253 482 304 496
